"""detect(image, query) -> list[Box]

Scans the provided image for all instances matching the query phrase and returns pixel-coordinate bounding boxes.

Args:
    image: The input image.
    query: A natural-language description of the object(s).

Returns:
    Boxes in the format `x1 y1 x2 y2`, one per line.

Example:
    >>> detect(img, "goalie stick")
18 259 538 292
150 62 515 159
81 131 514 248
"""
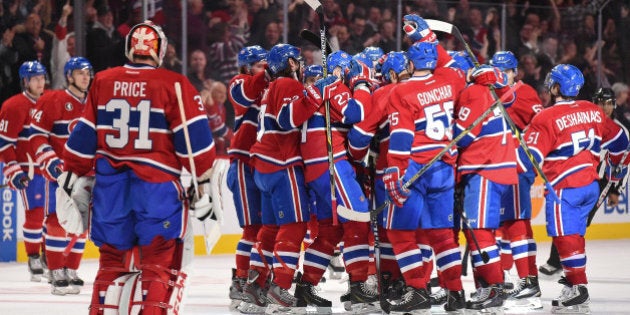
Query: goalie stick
425 19 561 205
304 0 339 225
337 81 524 223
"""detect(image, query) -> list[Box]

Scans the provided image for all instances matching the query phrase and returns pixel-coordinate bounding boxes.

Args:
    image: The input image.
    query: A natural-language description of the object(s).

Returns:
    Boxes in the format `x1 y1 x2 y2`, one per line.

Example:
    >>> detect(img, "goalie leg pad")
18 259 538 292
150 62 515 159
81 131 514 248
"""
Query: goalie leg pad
90 244 140 315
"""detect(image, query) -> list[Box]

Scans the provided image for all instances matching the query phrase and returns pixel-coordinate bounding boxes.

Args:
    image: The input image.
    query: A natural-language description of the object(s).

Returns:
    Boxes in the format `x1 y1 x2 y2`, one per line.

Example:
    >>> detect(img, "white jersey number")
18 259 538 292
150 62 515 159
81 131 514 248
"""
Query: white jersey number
570 128 595 155
424 100 454 141
105 99 153 150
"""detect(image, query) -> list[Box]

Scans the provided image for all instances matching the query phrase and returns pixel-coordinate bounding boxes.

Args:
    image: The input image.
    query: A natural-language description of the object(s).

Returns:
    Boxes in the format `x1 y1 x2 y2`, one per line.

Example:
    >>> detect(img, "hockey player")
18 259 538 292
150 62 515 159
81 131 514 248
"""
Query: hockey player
454 64 518 312
246 43 337 313
490 51 544 307
347 51 411 303
541 87 626 277
383 41 467 314
225 45 268 309
28 57 93 295
62 21 216 314
0 61 47 282
524 65 629 314
298 51 379 313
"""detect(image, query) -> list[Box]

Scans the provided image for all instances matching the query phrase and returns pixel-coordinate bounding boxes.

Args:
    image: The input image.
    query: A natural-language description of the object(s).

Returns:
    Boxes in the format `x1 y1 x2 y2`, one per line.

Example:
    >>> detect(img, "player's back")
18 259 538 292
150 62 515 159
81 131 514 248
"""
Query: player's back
0 93 37 167
389 72 459 166
86 64 212 181
228 73 262 164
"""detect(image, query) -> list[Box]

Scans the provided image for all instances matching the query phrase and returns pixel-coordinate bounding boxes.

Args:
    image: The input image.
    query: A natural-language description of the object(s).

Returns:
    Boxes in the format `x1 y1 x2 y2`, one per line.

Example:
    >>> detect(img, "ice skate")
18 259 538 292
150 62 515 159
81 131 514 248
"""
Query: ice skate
294 276 332 314
551 277 590 314
539 263 562 276
503 270 514 290
265 282 304 314
443 290 466 314
430 287 447 306
49 268 69 296
27 254 44 282
389 286 431 315
504 276 542 310
64 268 83 294
327 251 345 280
466 284 504 314
340 279 380 314
238 270 267 314
229 268 246 310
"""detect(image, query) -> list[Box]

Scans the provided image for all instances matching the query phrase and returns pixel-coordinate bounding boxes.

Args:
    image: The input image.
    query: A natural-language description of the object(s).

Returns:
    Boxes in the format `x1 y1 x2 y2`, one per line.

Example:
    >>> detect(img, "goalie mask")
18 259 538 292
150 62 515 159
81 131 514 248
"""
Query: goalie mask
125 20 168 66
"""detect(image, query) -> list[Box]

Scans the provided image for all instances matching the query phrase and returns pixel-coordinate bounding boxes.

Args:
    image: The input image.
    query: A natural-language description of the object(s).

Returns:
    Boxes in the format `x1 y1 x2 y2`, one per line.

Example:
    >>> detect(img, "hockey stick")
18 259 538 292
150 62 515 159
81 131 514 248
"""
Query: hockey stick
304 0 339 225
337 81 524 222
299 29 332 55
175 82 214 255
426 19 561 205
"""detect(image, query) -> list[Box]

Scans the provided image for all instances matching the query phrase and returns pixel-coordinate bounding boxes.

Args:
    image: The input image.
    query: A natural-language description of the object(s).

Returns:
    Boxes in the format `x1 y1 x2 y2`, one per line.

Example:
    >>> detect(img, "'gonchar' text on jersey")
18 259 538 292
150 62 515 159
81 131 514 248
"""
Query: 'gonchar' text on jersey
416 85 452 106
555 110 602 131
113 81 147 97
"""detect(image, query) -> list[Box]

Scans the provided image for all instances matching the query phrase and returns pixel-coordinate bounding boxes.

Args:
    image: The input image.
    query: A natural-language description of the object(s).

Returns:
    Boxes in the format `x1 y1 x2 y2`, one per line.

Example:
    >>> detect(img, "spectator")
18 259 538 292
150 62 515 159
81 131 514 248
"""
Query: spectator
12 13 53 80
50 2 74 89
187 49 208 93
208 22 246 85
513 23 541 58
162 43 182 74
612 82 630 129
329 24 353 54
86 5 125 72
0 22 18 102
259 21 280 50
187 0 207 53
618 4 630 83
249 0 277 45
366 6 381 34
378 19 396 53
520 53 543 88
347 14 375 54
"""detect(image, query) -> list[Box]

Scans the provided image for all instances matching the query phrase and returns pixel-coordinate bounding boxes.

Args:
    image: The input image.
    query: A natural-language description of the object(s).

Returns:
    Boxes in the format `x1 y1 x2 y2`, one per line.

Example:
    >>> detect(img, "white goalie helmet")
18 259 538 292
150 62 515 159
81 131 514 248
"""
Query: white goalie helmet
125 20 168 66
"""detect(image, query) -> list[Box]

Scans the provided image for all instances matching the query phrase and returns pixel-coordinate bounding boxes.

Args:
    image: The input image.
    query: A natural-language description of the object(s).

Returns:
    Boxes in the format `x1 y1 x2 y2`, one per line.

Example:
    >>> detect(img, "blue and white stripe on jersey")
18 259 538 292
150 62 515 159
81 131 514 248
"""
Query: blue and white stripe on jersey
233 106 259 132
230 78 257 108
64 118 97 159
388 129 414 156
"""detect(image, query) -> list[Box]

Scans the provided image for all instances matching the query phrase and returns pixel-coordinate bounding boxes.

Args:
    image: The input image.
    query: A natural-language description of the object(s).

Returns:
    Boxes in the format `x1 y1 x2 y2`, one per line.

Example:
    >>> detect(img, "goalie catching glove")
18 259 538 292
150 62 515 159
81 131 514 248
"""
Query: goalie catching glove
55 171 94 234
188 168 215 221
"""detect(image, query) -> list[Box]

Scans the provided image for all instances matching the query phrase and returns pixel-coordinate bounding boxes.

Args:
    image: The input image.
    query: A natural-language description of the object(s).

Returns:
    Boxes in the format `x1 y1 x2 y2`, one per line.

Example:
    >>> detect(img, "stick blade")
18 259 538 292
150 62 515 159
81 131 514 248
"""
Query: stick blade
425 19 455 34
299 29 332 55
336 204 371 222
303 0 322 11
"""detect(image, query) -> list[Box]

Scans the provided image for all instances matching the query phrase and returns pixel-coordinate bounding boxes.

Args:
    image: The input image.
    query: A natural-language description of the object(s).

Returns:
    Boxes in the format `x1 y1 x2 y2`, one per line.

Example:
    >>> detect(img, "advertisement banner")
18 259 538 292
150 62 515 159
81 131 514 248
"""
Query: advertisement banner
0 163 18 262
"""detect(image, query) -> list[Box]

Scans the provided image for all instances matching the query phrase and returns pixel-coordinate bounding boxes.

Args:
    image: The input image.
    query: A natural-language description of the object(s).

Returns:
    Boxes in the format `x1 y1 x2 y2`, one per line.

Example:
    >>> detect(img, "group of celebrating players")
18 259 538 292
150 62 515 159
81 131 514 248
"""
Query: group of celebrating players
225 13 629 315
0 12 626 315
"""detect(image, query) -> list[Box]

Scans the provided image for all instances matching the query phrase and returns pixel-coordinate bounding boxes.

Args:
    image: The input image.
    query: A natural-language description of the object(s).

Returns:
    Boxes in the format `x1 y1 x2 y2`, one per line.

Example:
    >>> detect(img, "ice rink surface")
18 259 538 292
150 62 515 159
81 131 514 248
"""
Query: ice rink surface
1 239 629 315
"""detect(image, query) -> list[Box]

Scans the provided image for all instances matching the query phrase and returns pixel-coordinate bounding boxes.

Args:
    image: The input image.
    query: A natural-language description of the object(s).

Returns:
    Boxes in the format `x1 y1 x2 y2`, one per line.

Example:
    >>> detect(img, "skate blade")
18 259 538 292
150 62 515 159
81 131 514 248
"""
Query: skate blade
504 296 543 310
51 287 68 296
264 304 306 314
343 301 381 314
238 301 266 314
65 285 81 295
430 306 466 315
230 299 243 311
467 306 504 315
551 303 591 314
30 274 42 282
304 306 331 314
390 309 431 315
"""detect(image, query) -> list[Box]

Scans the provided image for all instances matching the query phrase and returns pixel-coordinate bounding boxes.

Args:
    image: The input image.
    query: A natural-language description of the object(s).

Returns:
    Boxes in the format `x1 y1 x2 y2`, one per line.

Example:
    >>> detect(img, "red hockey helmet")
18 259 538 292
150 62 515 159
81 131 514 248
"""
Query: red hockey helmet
125 20 167 66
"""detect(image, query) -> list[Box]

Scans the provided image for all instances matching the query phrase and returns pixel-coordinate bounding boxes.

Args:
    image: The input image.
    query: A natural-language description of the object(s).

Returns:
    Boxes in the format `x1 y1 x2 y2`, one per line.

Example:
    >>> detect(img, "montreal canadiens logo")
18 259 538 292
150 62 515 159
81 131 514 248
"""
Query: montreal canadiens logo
65 102 73 111
68 119 79 133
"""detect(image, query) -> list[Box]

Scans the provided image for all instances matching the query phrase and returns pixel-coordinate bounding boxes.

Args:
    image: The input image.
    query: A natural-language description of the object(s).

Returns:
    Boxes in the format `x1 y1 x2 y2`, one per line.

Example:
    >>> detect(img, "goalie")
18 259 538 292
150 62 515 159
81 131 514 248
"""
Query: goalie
61 21 216 314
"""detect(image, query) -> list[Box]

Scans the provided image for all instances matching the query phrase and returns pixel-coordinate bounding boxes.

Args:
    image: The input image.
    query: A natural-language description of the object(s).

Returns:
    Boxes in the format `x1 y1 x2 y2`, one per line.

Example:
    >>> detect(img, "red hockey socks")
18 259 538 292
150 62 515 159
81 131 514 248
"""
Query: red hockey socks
235 224 261 279
23 207 44 256
465 228 502 285
554 234 587 285
387 229 425 289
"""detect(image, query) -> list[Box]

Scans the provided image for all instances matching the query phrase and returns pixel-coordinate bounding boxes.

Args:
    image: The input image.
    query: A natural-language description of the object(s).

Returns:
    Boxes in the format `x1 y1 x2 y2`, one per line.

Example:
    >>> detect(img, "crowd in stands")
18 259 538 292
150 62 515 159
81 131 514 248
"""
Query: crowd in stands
1 0 630 129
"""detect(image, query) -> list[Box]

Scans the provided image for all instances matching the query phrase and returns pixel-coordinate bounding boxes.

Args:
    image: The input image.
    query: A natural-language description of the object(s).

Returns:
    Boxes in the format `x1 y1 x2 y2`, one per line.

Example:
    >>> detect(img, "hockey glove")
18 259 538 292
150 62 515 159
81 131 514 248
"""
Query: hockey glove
55 171 91 235
403 14 437 43
313 75 339 101
470 65 508 88
383 167 410 207
346 59 372 91
2 161 29 190
36 146 63 181
190 192 214 221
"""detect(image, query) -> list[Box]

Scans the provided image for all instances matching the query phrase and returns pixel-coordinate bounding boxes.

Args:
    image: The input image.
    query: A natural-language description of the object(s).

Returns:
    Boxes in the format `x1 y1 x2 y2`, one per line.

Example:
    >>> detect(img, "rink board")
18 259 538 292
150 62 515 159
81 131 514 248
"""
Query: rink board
4 160 630 262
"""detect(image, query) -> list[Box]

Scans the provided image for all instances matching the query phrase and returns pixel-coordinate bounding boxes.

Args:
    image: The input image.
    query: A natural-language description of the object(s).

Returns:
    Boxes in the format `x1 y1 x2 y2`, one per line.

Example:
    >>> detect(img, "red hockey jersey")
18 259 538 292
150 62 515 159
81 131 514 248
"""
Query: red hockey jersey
250 76 321 173
524 100 629 189
30 90 87 164
227 72 267 164
454 84 518 185
0 93 40 172
64 64 216 182
387 67 466 172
